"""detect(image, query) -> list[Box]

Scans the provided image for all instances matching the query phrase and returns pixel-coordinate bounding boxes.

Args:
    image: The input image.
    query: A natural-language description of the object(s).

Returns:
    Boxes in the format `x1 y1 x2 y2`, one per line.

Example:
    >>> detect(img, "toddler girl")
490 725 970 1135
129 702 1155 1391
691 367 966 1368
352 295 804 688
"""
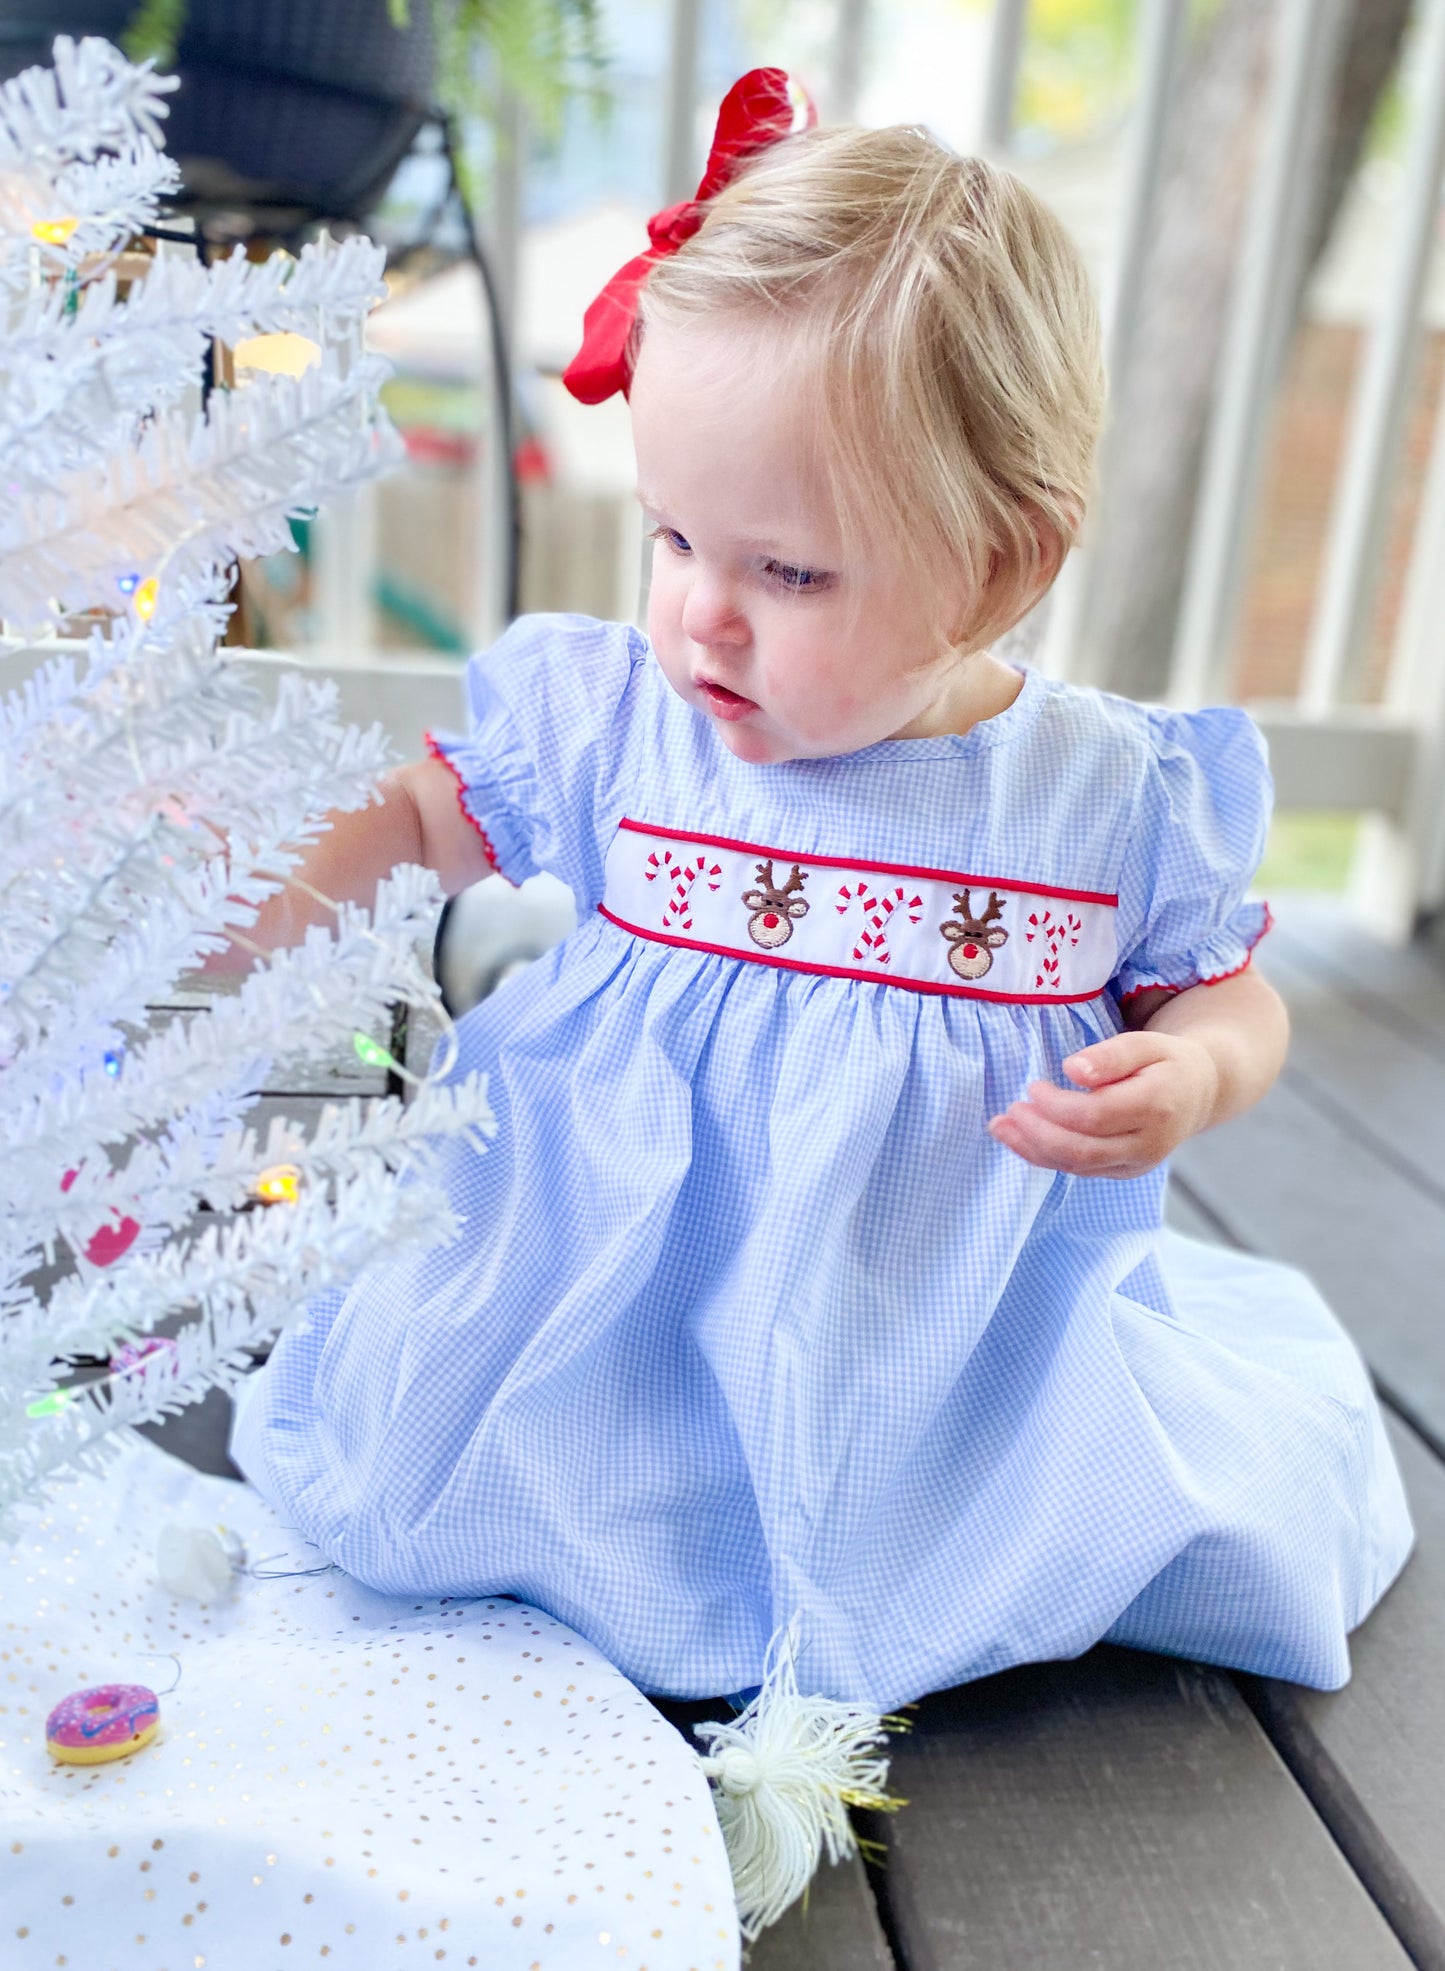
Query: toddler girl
232 72 1412 1718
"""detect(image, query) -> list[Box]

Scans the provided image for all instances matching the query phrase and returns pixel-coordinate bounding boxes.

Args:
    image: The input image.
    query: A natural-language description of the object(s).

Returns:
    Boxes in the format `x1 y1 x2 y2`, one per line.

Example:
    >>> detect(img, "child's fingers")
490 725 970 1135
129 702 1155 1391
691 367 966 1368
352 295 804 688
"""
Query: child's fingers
1015 1074 1159 1137
1062 1031 1175 1089
988 1104 1144 1177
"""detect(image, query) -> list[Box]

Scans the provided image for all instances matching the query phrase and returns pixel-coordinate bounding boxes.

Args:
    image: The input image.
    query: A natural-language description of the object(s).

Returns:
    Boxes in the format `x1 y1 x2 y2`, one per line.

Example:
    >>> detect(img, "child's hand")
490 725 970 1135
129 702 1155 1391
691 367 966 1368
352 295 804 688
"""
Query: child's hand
987 1031 1221 1180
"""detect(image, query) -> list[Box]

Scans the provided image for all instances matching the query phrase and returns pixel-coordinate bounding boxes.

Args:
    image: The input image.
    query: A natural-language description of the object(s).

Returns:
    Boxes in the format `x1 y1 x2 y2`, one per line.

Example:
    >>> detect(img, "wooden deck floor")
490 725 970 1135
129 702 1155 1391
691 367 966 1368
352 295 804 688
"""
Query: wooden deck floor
137 895 1445 1970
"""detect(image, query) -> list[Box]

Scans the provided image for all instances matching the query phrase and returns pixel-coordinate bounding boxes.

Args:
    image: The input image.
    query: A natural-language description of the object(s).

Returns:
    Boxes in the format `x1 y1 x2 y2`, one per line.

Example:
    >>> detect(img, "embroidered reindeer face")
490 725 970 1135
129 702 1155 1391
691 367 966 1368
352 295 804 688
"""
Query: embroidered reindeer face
940 889 1008 980
742 861 809 948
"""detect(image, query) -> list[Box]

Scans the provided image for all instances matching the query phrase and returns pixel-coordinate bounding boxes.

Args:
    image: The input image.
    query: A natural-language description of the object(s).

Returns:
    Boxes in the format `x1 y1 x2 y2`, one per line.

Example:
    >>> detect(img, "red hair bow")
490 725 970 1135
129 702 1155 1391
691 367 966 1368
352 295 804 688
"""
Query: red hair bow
561 67 816 406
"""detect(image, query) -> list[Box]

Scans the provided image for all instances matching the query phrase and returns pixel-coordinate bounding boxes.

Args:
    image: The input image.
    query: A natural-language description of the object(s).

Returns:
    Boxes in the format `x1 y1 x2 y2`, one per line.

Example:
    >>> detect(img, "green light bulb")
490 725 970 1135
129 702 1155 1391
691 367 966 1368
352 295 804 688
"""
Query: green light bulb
352 1032 394 1070
26 1388 76 1419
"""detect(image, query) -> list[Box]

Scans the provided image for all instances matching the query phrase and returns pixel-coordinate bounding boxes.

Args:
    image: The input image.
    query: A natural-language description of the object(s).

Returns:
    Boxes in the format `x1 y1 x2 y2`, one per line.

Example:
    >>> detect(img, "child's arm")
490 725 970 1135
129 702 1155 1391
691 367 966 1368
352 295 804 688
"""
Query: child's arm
205 755 496 967
987 968 1289 1180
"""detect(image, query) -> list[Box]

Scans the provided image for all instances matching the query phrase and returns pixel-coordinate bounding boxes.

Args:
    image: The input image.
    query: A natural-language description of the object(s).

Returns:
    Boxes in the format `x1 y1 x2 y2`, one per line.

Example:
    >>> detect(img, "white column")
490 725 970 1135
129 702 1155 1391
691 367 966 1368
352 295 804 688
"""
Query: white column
829 0 869 124
1300 0 1445 715
981 0 1029 155
476 93 526 646
1102 0 1191 393
312 483 378 664
1349 353 1445 934
662 0 703 203
1039 0 1189 683
1168 0 1339 709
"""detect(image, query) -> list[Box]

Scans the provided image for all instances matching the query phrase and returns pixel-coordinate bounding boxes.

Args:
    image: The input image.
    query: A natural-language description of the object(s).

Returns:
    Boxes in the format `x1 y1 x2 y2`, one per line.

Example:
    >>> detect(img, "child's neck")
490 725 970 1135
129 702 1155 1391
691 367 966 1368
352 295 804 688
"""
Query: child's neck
888 651 1027 744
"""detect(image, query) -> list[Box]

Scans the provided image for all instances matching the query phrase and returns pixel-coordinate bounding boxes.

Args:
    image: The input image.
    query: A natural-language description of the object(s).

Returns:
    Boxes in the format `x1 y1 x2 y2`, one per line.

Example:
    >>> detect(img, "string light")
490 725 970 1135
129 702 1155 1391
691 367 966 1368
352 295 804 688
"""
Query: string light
30 216 78 245
26 1388 77 1420
232 331 321 378
116 572 139 596
255 1163 301 1205
102 1049 122 1076
133 576 159 620
352 1032 395 1070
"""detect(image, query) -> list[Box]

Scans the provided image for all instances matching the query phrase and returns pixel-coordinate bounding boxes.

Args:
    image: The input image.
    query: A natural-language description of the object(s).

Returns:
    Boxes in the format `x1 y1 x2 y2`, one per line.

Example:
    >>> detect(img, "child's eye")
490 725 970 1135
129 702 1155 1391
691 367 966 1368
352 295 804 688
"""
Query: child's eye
763 559 830 594
648 524 691 556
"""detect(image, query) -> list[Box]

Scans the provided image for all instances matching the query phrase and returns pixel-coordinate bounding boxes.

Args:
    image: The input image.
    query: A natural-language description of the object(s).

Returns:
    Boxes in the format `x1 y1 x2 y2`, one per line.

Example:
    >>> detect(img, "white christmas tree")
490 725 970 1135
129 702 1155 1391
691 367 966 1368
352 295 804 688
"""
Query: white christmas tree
0 35 496 1535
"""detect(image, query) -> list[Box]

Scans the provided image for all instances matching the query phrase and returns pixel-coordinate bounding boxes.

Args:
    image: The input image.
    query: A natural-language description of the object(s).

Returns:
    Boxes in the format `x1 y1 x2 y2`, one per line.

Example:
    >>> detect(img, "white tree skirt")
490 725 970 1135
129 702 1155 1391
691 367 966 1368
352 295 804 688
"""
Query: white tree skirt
0 1434 739 1970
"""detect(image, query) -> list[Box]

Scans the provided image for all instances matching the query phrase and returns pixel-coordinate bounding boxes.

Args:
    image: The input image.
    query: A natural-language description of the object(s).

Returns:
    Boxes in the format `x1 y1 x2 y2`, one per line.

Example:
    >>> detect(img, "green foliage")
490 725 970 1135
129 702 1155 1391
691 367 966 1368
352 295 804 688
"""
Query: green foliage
1256 811 1360 895
120 0 187 68
1016 0 1138 148
393 0 604 143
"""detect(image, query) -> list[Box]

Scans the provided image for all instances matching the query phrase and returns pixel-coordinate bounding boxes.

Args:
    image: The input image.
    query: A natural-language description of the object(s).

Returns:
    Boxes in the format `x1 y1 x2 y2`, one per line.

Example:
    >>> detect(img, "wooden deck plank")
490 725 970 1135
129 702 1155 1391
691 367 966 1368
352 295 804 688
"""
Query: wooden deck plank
1170 1070 1445 1440
746 1852 896 1971
1258 937 1445 1203
1161 1176 1227 1246
647 1695 896 1970
1246 1412 1445 1971
859 1646 1409 1969
1268 900 1445 1052
1172 913 1445 1962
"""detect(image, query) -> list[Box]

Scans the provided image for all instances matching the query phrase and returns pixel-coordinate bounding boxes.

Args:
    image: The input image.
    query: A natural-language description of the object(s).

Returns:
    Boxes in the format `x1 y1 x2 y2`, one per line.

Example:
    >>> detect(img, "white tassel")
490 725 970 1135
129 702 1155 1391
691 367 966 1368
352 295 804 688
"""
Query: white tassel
155 1520 246 1600
693 1624 908 1942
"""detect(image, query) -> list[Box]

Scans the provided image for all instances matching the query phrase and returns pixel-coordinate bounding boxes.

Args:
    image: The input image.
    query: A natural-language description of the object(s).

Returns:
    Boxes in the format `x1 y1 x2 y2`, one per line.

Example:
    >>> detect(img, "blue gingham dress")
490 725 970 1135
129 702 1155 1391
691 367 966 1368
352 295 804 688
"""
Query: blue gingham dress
233 614 1414 1709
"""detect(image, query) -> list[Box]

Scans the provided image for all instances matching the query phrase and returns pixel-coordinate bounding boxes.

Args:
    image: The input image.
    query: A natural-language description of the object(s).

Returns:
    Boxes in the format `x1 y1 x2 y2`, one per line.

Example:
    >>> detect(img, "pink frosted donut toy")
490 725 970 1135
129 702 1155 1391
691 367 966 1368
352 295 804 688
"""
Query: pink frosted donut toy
45 1682 160 1765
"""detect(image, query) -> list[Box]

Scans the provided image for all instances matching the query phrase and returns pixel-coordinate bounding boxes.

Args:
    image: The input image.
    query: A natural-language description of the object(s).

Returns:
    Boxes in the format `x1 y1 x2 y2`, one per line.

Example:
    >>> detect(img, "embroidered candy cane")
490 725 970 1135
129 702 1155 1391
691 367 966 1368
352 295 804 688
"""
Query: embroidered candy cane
835 880 923 966
1024 907 1084 990
643 845 723 931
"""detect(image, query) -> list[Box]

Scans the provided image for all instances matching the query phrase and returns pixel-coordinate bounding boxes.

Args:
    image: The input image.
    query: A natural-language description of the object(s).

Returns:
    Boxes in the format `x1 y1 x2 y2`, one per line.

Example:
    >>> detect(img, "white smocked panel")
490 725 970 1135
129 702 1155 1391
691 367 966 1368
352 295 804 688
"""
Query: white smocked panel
601 819 1119 1002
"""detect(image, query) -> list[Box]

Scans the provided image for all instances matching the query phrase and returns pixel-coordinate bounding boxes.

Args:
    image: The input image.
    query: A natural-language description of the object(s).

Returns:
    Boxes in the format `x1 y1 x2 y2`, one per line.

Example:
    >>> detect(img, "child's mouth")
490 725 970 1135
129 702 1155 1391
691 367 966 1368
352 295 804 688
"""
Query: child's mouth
697 678 758 721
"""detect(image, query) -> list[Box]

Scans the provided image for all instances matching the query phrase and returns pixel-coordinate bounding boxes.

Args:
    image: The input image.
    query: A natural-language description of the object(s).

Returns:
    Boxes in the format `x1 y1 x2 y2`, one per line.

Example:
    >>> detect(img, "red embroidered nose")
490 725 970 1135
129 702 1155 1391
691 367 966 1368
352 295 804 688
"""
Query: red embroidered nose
763 913 780 929
963 942 979 959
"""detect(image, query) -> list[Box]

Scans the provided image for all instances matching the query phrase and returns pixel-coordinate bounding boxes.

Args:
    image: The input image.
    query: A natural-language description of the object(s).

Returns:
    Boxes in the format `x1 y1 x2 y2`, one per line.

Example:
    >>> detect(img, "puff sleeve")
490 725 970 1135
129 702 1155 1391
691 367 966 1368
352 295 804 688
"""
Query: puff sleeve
425 612 648 911
1111 705 1273 1006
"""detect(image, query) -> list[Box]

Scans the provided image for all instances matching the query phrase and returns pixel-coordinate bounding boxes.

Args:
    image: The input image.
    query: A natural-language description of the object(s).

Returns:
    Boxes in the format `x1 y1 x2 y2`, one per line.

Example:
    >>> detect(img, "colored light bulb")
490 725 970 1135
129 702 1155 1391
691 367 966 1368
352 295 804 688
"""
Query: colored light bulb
116 572 139 596
134 576 159 620
255 1163 301 1205
26 1388 77 1419
102 1049 122 1076
31 217 79 246
352 1032 393 1070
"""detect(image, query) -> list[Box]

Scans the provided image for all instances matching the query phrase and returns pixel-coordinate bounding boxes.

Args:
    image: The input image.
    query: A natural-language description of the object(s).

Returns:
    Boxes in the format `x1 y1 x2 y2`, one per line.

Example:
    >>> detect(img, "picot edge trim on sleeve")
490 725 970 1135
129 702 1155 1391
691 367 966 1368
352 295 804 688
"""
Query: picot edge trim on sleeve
1117 903 1274 1008
423 731 506 882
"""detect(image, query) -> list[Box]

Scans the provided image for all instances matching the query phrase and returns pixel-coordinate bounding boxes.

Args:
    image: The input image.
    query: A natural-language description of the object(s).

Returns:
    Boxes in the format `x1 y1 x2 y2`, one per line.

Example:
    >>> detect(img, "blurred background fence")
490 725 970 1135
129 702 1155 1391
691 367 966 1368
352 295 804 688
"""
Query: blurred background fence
5 0 1445 939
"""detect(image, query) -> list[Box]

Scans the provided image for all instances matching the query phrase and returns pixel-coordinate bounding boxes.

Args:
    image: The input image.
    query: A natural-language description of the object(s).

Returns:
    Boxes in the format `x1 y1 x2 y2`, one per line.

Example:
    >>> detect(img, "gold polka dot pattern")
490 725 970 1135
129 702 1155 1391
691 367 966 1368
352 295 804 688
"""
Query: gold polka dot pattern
1 1436 738 1968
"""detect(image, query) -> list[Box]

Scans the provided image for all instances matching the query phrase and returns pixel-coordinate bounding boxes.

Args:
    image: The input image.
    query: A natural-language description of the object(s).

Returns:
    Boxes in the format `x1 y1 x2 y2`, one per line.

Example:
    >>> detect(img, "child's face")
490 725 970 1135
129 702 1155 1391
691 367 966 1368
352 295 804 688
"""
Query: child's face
630 315 976 765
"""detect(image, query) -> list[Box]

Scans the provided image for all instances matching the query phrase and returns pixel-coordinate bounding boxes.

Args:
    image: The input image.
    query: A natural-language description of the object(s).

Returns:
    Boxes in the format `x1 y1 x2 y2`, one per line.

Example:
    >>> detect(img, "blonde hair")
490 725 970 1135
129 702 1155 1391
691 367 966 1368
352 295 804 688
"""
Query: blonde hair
638 125 1105 654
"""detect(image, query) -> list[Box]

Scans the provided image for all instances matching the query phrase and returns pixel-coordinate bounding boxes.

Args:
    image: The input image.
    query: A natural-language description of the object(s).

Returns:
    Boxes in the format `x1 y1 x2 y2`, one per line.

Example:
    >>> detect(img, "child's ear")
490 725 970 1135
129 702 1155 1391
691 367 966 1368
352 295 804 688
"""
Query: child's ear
1017 501 1068 596
982 506 1067 605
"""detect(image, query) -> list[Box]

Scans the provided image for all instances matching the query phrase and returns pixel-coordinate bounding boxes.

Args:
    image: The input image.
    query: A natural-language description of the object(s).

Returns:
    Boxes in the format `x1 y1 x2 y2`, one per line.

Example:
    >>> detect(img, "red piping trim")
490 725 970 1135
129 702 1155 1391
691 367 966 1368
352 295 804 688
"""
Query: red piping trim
597 905 1109 1004
424 731 503 876
1117 902 1274 1006
616 816 1118 907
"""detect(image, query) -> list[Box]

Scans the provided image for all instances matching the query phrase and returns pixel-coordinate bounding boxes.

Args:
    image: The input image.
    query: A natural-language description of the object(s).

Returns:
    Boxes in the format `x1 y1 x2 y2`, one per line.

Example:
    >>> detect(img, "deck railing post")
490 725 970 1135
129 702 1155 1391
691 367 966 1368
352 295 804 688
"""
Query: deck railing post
477 89 526 644
1039 0 1189 683
1300 0 1445 718
662 0 703 204
1351 354 1445 932
312 484 379 663
981 0 1029 155
1168 0 1344 709
829 0 869 125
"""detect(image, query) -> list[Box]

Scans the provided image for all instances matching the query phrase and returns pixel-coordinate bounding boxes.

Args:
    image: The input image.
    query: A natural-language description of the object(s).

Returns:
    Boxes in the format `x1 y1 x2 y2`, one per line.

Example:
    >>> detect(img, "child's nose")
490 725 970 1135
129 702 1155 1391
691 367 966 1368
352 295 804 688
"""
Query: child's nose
681 573 748 646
